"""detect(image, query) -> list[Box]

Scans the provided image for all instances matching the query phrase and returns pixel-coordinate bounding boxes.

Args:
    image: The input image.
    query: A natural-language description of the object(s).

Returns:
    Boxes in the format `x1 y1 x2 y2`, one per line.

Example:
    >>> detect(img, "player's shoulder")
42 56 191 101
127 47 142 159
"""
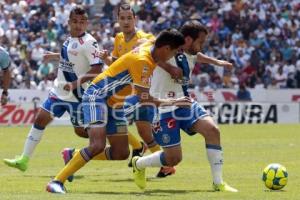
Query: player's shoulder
136 30 154 39
115 32 124 40
80 32 98 48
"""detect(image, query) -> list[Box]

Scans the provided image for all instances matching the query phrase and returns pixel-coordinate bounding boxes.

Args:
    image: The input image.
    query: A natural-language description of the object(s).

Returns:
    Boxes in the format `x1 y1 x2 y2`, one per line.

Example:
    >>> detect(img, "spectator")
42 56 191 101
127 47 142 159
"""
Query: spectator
37 60 54 80
236 84 252 101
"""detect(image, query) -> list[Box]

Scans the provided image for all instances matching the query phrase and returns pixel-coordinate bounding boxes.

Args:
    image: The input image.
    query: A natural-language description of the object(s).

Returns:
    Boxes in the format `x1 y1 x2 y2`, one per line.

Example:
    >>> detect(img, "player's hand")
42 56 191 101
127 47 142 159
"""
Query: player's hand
169 67 183 80
1 91 8 106
99 49 109 60
63 81 78 91
173 96 192 108
217 60 233 69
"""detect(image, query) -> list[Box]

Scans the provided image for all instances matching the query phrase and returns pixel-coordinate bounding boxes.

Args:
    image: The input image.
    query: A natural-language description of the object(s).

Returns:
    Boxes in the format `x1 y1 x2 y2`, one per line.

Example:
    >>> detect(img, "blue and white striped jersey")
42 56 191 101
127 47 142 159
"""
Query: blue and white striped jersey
150 52 196 113
51 32 103 102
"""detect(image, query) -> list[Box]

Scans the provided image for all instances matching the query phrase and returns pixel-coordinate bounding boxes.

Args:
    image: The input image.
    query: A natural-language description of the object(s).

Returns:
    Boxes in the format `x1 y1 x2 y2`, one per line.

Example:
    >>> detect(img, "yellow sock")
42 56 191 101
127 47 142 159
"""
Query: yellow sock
72 148 110 160
92 147 111 160
128 132 142 150
149 144 161 153
54 151 87 183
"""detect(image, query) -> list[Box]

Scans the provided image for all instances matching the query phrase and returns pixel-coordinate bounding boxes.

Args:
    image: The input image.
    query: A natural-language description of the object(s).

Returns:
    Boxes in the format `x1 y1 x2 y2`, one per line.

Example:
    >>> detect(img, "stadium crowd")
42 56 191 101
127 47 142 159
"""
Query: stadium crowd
0 0 300 90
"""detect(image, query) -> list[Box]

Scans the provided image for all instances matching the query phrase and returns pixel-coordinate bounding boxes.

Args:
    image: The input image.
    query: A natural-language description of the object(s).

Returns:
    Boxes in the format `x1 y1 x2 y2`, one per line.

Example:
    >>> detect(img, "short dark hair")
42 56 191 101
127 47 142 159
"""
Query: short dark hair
180 20 208 40
69 5 88 19
118 3 136 17
155 29 185 49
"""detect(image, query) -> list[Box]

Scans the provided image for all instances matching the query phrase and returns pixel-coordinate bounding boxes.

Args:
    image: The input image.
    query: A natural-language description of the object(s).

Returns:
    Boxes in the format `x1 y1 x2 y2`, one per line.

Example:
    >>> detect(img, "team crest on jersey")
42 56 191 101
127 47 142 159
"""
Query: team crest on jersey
162 134 171 144
72 42 78 49
118 45 122 52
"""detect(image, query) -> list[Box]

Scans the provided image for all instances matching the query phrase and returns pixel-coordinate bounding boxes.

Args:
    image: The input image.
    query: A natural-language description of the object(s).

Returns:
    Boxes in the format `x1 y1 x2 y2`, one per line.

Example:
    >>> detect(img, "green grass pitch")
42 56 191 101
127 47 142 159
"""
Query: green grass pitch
0 124 299 200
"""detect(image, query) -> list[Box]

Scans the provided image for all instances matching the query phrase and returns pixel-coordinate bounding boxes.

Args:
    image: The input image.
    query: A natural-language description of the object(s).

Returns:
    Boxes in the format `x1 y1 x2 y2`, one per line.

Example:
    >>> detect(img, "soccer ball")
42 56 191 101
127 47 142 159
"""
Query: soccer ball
262 163 288 190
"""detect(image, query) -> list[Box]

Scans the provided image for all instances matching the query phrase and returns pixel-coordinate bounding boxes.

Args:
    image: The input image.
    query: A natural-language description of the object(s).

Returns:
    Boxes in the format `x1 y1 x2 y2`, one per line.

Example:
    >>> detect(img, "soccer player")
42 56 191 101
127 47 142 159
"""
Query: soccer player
3 6 103 172
131 21 238 192
0 46 11 106
46 29 187 194
99 3 175 177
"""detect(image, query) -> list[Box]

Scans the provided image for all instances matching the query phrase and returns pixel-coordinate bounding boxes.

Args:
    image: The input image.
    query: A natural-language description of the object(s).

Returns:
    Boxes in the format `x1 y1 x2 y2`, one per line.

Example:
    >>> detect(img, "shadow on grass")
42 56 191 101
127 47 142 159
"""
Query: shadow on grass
80 189 214 196
104 177 173 183
23 175 85 180
264 189 287 192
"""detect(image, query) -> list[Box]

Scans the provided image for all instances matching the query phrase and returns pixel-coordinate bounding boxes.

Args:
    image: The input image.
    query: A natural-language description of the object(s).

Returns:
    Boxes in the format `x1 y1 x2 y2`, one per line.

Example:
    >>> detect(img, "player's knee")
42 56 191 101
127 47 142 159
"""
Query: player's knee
111 148 130 160
166 155 182 166
89 143 105 156
74 128 88 138
210 125 220 138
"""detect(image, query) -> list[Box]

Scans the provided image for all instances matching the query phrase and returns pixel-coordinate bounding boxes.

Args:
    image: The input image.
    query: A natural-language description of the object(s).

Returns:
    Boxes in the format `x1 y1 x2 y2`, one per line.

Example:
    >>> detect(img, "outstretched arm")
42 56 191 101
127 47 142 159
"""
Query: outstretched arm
134 85 192 107
196 52 233 69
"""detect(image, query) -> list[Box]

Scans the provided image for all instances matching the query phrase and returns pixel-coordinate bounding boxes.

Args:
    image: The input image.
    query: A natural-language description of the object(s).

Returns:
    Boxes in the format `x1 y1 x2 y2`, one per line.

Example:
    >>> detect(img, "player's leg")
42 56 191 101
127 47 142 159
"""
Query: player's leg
135 106 176 177
125 96 146 165
47 91 107 193
132 114 180 189
3 97 63 171
187 103 237 192
47 124 106 193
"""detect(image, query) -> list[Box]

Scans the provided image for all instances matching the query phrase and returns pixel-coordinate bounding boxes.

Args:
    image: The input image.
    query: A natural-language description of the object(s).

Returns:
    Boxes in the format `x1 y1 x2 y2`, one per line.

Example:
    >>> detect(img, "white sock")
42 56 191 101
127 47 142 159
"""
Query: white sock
206 145 223 185
136 151 165 170
22 125 45 158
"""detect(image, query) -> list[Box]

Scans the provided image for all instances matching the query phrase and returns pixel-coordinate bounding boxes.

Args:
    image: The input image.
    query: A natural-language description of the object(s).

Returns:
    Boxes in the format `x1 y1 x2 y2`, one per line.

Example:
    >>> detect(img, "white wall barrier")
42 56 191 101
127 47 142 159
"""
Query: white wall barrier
0 89 299 126
202 102 300 124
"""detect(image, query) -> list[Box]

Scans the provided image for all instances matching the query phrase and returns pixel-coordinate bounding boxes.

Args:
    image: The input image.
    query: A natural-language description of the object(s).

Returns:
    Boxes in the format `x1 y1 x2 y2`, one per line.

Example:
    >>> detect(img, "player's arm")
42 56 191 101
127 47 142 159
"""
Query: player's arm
196 52 233 69
99 49 117 66
158 61 183 79
1 68 11 105
134 85 192 107
43 52 60 62
64 64 103 91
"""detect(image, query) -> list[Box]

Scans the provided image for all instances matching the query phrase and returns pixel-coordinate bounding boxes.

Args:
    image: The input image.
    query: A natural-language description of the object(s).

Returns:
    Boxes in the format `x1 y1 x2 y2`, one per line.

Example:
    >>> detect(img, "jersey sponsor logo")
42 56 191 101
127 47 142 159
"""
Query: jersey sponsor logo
141 66 151 85
152 121 162 133
167 91 175 98
91 50 100 59
92 41 98 49
59 60 75 73
166 118 176 129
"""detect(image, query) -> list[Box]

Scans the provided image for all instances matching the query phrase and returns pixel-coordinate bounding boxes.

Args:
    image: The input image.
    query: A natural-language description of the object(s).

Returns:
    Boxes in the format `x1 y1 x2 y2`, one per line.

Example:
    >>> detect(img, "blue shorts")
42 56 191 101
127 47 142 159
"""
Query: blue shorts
82 86 127 135
41 94 83 127
124 95 155 123
152 102 209 148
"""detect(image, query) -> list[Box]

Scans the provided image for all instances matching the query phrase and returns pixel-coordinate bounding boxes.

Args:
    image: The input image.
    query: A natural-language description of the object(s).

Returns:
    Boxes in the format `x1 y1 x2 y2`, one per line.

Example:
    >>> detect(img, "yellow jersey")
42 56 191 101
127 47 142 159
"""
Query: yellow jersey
92 42 156 107
111 30 155 59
